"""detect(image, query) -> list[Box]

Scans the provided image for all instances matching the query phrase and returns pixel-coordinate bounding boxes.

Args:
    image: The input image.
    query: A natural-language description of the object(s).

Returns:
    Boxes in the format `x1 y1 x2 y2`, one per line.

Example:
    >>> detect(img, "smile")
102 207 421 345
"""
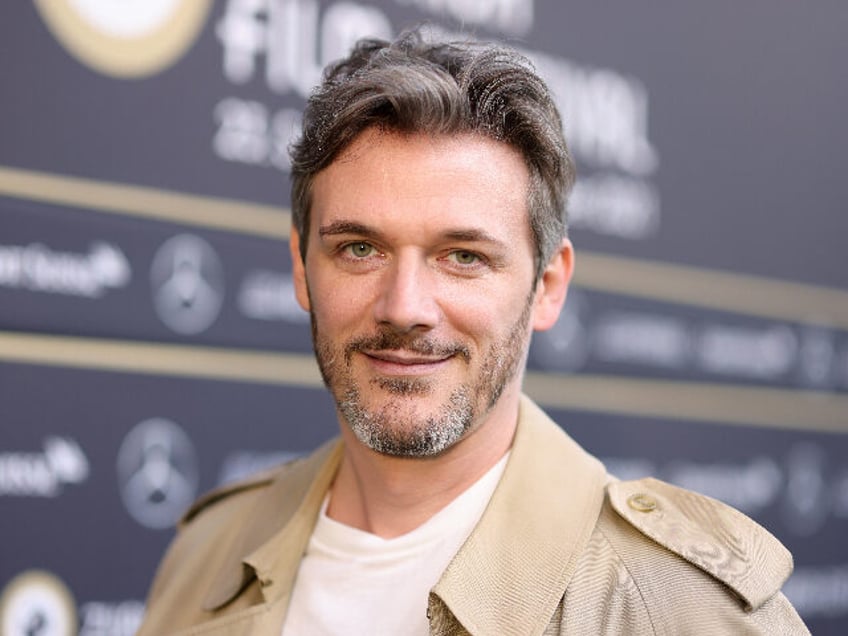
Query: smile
362 350 454 376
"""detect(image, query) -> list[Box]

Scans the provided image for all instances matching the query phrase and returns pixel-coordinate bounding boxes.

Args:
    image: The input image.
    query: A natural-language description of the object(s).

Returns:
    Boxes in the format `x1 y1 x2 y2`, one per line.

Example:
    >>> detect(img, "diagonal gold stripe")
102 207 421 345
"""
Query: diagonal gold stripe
1 166 847 328
0 166 290 239
573 252 848 331
0 331 845 434
524 371 848 434
0 331 322 387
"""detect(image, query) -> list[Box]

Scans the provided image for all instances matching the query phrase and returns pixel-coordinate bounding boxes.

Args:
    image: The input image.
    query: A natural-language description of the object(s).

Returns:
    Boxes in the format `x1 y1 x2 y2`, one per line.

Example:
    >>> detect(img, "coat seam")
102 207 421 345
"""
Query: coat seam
596 522 660 636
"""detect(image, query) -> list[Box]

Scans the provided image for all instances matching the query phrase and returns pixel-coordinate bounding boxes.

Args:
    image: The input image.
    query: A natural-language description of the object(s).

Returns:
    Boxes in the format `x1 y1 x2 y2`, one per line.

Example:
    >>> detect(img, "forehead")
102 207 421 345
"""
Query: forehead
332 127 527 172
310 128 531 235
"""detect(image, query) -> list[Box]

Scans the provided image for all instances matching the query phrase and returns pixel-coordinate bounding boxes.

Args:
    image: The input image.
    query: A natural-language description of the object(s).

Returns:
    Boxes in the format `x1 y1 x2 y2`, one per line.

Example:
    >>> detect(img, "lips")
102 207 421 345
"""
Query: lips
361 349 455 376
365 350 452 365
346 329 471 362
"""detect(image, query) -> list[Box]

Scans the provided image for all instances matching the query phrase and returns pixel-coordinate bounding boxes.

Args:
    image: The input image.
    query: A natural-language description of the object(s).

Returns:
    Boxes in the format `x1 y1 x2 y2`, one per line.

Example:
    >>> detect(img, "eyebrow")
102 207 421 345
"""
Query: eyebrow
440 228 504 245
318 221 379 238
317 221 506 247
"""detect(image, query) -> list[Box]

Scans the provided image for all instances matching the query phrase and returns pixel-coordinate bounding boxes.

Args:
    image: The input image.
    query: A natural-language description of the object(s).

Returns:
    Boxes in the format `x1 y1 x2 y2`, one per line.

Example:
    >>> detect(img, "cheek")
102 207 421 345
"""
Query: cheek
441 291 518 345
308 272 376 331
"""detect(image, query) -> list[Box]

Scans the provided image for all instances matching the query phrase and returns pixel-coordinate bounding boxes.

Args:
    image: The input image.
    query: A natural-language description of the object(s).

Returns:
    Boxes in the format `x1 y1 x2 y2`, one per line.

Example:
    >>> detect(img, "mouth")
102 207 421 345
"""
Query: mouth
361 349 455 376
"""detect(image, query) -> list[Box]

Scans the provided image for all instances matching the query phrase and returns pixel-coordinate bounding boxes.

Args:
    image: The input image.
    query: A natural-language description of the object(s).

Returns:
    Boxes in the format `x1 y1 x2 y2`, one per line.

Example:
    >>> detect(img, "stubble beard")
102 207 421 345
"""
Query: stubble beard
310 292 535 458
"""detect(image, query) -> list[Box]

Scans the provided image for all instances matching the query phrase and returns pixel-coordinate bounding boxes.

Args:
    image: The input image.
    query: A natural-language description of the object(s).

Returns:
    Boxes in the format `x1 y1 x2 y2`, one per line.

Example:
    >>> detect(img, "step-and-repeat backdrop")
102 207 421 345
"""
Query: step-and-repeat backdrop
2 2 846 634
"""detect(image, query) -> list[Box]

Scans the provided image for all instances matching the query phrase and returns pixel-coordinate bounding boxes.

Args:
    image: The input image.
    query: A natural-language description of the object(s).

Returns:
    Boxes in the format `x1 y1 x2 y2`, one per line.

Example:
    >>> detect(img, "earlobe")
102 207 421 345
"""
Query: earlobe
289 228 311 312
532 239 574 331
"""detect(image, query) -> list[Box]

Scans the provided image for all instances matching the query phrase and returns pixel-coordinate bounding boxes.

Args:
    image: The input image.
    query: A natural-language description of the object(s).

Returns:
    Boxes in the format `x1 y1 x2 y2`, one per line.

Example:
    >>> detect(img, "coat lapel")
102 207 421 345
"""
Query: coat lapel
432 395 608 636
200 440 343 615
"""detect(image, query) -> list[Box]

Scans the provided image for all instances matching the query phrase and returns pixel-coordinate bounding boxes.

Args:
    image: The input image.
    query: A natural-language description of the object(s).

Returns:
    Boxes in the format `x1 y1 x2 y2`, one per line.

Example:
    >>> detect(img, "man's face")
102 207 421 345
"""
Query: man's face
292 128 556 458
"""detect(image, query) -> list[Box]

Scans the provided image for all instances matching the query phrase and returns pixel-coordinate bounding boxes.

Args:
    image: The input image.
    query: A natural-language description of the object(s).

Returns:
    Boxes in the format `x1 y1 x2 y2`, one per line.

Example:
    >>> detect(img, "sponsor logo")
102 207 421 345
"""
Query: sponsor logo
0 570 77 636
0 437 89 497
797 327 838 389
116 417 199 530
218 450 301 485
0 241 130 298
696 324 797 380
79 600 144 636
33 0 213 78
150 234 225 335
530 289 591 372
530 292 841 388
594 311 689 370
237 270 308 323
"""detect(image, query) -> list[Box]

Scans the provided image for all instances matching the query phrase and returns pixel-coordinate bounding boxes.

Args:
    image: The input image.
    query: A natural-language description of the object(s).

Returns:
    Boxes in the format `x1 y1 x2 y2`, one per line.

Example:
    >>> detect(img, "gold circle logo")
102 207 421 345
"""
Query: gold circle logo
34 0 213 79
0 570 77 636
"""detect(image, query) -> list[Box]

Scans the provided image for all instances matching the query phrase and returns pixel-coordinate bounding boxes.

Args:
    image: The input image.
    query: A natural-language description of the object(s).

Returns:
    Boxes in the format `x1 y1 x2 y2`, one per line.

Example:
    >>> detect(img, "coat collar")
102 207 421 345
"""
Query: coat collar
431 395 608 635
201 395 607 635
201 439 343 611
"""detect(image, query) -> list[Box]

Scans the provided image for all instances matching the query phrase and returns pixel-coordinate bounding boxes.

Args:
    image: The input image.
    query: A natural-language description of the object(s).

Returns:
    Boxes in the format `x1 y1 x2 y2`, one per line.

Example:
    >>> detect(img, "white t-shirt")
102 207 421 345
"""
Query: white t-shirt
281 453 509 636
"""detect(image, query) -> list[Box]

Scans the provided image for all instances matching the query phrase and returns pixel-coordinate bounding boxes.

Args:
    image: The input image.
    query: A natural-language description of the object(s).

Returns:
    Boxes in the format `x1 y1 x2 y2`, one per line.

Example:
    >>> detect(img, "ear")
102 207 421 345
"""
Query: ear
532 238 574 331
289 227 311 312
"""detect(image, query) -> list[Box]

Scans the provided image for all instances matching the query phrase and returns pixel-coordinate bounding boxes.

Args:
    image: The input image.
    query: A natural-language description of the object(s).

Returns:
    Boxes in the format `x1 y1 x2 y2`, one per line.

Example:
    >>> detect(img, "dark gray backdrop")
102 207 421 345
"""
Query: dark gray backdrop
1 1 846 634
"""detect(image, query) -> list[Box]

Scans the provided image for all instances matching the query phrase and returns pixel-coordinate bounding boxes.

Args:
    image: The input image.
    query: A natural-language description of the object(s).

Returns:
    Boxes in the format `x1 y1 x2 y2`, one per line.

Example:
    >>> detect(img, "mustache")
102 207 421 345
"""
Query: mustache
346 329 471 362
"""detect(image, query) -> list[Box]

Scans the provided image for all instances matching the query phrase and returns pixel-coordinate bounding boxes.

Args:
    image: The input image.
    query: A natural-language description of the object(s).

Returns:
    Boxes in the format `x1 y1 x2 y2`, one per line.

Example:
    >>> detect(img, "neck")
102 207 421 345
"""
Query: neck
327 388 520 538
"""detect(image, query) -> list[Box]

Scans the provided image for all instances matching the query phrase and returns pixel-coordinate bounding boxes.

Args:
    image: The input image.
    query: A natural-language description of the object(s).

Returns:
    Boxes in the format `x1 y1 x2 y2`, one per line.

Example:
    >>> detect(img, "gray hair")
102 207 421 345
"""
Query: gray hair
290 28 575 280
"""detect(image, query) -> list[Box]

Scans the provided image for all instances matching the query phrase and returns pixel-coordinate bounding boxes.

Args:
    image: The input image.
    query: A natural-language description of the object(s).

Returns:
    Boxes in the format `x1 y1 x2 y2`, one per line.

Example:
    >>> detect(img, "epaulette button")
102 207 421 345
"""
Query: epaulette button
627 493 657 512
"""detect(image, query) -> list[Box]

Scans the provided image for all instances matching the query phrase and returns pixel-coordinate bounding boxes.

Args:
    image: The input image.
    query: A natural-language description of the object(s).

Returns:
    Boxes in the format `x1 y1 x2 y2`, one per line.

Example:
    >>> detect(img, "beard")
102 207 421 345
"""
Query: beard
310 290 535 458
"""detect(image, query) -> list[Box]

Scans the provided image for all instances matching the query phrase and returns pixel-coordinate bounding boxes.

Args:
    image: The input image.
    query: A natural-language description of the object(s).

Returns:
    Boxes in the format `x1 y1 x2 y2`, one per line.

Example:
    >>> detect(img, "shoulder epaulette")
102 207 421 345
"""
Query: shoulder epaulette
608 477 793 611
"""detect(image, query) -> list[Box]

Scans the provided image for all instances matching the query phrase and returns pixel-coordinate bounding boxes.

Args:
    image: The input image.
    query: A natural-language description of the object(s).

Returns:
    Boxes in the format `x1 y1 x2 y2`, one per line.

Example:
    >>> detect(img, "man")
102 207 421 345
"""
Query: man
138 30 808 635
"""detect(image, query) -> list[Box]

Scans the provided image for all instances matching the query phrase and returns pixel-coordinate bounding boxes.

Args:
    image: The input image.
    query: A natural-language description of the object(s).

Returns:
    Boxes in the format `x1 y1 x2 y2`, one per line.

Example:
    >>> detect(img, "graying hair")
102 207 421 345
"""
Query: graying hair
290 28 575 280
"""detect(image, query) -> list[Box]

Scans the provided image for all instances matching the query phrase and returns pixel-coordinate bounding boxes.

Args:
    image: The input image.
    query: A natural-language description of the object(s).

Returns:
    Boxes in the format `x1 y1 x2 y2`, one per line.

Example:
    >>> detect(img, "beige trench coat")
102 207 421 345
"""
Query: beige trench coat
138 396 809 635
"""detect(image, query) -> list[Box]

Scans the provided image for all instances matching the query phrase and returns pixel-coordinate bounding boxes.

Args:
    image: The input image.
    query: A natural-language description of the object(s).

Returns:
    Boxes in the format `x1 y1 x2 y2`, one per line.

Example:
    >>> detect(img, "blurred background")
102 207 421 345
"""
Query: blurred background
1 1 846 634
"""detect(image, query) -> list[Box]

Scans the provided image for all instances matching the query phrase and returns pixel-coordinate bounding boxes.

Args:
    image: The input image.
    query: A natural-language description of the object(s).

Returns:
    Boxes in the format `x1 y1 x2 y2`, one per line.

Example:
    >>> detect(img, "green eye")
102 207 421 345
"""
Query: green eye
451 250 478 265
347 242 373 258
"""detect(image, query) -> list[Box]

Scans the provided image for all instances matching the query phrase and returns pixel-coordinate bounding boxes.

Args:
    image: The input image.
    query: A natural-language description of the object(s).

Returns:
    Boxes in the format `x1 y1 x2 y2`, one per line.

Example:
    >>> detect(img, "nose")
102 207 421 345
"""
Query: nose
372 253 440 333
